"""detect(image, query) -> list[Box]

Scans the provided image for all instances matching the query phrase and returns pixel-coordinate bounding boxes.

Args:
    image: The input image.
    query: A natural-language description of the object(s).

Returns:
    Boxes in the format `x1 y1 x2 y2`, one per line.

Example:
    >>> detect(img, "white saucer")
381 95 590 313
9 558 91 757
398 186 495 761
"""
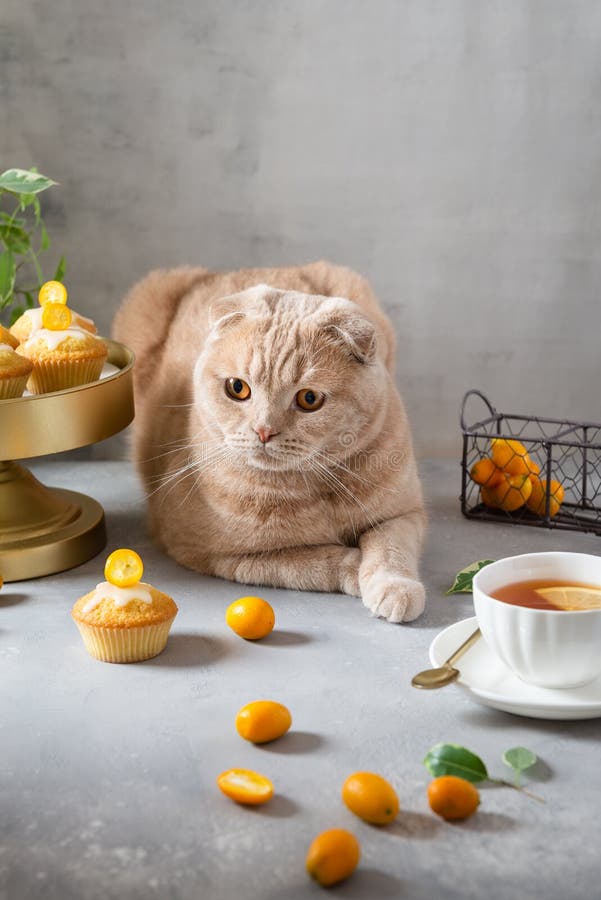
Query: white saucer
429 617 601 720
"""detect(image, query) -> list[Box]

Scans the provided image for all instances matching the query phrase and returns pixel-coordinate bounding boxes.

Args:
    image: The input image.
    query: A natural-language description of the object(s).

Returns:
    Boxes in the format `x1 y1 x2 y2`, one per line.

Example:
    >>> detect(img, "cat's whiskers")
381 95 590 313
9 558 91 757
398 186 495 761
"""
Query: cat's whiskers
159 400 195 409
145 437 223 474
142 442 201 464
277 435 402 496
146 450 203 488
305 457 359 542
317 447 402 496
224 436 252 449
146 440 225 488
178 448 236 508
221 433 310 471
310 453 386 537
148 446 233 506
146 459 198 499
156 437 199 451
145 430 206 456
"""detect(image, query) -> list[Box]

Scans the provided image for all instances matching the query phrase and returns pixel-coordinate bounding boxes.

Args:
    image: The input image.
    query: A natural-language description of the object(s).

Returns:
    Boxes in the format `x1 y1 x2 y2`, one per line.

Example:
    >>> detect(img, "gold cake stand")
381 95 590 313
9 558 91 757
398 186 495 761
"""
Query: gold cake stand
0 340 134 582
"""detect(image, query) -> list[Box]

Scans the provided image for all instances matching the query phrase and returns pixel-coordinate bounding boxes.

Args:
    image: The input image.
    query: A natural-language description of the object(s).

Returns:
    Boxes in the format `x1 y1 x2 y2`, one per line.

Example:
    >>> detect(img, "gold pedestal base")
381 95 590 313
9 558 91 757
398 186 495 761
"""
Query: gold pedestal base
0 462 106 582
0 341 133 582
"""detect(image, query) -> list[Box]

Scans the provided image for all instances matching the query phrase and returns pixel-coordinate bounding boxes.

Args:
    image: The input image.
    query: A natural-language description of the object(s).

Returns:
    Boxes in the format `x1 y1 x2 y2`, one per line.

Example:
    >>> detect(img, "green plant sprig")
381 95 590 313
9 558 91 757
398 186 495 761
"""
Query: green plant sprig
0 168 66 323
446 560 494 595
424 742 543 803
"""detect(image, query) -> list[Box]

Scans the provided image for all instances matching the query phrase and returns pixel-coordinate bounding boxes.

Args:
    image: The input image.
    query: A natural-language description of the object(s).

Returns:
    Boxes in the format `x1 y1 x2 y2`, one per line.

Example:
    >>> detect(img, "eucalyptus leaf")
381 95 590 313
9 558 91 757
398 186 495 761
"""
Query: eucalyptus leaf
446 560 495 595
503 747 537 773
424 743 488 783
0 168 57 195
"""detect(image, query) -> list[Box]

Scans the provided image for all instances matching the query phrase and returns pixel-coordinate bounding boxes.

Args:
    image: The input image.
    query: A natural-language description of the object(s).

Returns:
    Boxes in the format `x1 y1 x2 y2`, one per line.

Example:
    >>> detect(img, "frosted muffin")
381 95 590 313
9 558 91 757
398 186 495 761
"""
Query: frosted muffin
72 550 178 663
10 305 97 343
0 343 33 399
0 324 19 349
16 327 108 394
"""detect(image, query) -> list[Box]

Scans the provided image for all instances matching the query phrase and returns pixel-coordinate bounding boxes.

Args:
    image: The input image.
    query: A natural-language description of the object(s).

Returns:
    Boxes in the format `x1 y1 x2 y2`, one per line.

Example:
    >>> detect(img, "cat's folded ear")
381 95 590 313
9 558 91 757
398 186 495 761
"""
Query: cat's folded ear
208 296 246 334
319 301 377 365
208 284 274 335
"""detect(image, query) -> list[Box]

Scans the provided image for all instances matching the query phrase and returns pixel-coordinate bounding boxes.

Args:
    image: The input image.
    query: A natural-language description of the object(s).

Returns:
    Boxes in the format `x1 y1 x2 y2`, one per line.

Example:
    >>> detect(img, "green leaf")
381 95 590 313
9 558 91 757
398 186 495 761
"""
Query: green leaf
53 254 66 282
0 250 16 304
28 246 43 284
0 215 30 254
40 220 50 251
424 743 489 783
503 747 537 774
0 168 57 195
446 560 495 595
0 212 25 229
19 192 35 210
24 291 35 309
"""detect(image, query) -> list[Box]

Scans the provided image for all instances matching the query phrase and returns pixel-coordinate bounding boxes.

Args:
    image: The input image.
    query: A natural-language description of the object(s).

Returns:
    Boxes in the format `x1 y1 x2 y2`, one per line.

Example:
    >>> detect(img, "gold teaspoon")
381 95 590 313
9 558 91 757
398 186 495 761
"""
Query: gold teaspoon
411 627 481 689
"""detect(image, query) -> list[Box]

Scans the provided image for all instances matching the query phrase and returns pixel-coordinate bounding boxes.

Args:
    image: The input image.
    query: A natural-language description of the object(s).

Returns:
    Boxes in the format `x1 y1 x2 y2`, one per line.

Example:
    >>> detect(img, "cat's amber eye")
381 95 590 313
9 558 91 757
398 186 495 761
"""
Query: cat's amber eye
295 388 325 412
225 377 251 401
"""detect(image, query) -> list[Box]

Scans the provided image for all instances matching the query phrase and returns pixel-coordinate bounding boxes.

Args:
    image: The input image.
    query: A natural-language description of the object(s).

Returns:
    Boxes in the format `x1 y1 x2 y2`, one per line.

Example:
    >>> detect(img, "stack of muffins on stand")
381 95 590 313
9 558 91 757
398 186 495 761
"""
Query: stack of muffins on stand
0 324 33 398
0 280 107 398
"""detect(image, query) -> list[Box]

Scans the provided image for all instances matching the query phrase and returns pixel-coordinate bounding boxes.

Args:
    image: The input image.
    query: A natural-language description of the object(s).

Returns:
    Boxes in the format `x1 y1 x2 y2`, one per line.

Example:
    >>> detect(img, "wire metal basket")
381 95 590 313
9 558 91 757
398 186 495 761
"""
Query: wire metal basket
460 390 601 536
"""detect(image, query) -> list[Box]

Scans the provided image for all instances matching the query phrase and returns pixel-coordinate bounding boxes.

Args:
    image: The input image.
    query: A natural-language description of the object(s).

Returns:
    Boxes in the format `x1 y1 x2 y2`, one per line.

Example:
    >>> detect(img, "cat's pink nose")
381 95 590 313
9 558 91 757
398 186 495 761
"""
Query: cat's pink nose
254 426 279 444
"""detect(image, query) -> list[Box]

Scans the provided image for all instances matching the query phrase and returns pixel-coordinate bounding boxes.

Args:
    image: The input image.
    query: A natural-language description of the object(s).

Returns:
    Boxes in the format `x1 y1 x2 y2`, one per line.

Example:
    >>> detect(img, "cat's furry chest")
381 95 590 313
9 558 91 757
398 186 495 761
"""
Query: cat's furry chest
204 477 349 550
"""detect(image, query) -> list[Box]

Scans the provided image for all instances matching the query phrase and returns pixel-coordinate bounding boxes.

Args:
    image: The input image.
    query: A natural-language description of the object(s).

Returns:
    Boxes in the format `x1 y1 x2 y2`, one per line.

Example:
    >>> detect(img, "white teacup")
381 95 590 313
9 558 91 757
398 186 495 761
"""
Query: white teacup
473 552 601 689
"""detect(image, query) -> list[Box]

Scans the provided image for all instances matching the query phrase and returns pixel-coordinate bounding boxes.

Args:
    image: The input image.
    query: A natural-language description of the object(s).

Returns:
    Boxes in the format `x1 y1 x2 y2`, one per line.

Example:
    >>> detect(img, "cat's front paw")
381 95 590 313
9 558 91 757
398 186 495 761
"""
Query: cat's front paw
360 570 425 623
339 547 361 597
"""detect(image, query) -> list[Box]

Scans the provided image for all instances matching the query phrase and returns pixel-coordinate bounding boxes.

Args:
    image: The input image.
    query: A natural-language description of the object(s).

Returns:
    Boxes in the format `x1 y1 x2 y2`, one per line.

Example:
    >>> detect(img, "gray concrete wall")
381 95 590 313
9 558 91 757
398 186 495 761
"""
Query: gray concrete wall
2 0 601 459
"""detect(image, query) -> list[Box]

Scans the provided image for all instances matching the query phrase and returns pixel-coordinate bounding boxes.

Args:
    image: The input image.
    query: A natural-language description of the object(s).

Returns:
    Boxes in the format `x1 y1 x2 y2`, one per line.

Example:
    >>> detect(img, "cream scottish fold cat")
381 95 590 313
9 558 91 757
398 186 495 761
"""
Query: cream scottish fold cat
113 261 426 622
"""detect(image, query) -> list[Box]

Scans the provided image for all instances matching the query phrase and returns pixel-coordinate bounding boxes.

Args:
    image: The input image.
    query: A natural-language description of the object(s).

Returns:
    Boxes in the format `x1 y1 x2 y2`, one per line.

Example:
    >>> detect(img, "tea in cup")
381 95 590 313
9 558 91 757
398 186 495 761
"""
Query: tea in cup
472 552 601 689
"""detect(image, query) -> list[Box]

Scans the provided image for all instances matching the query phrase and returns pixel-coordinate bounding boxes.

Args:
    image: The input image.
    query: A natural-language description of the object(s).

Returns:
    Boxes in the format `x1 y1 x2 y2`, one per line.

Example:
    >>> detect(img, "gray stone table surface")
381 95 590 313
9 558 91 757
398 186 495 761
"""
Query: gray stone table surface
2 459 601 900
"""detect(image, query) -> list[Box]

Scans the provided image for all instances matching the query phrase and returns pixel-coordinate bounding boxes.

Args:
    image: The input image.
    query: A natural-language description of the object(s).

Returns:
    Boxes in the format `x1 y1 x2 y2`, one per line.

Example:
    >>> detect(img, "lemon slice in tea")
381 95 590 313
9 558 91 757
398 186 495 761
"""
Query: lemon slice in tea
535 586 601 611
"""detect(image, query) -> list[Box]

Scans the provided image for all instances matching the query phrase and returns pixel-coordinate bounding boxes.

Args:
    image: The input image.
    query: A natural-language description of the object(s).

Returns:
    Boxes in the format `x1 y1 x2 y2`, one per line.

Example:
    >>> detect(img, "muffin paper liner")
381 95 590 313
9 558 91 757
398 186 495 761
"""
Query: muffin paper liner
0 372 30 399
27 354 106 394
74 618 176 663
